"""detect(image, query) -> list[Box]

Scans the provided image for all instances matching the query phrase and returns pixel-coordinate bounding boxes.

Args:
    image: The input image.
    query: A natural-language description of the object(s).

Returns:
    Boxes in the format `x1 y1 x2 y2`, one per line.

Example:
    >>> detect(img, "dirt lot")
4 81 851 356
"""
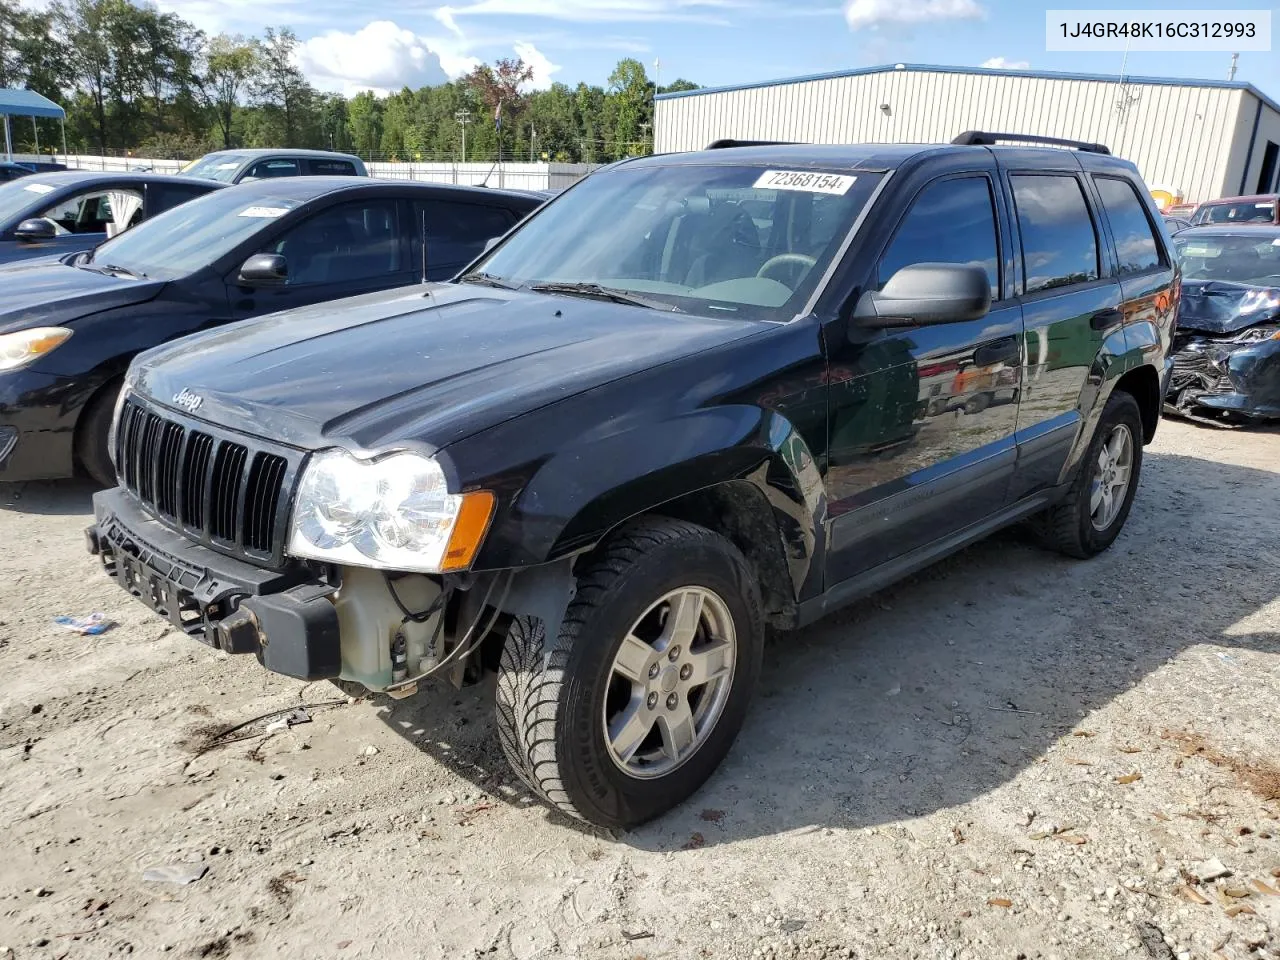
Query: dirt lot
1 417 1278 960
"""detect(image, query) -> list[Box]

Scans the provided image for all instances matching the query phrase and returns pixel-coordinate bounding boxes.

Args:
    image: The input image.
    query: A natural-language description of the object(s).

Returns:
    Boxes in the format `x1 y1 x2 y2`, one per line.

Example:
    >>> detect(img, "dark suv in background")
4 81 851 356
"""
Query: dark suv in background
90 131 1176 829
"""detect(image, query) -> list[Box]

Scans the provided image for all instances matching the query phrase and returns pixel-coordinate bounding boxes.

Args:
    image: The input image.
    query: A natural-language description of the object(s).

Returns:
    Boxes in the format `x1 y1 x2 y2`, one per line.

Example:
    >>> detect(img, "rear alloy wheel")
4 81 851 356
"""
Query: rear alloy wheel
1088 423 1134 532
495 517 763 828
1030 389 1144 558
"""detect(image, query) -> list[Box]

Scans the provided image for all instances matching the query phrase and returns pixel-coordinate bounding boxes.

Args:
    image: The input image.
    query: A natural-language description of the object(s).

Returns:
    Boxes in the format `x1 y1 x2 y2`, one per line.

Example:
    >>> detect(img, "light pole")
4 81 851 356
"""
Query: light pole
455 110 473 163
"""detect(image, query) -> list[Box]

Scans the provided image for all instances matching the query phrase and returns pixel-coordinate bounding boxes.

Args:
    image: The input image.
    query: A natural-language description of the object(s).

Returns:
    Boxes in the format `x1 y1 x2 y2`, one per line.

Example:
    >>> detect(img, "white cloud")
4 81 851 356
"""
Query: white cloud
436 0 737 26
981 56 1030 69
844 0 984 30
293 21 564 97
297 21 479 95
513 41 561 90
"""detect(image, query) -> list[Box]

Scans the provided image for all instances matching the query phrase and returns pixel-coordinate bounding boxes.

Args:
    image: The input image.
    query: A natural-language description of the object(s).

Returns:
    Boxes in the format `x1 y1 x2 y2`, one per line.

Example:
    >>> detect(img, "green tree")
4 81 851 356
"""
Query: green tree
659 79 700 94
607 57 653 157
251 27 315 146
199 34 260 149
59 0 114 152
347 90 383 157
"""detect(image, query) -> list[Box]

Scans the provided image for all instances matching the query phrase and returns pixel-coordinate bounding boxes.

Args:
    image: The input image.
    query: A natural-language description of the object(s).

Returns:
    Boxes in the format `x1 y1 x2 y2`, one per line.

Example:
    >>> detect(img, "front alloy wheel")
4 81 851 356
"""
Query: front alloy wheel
495 517 763 828
603 587 736 779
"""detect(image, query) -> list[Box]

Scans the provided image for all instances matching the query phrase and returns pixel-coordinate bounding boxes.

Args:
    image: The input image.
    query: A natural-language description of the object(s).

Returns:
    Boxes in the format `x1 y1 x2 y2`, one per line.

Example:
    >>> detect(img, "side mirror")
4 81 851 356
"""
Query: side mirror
15 218 57 243
483 236 501 254
238 253 288 285
853 263 992 328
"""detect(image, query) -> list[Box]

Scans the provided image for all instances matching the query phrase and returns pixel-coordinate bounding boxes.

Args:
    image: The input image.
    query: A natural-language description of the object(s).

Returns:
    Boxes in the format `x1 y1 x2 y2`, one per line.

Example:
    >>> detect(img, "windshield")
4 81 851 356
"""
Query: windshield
1193 199 1277 225
0 178 58 228
1174 234 1280 286
86 188 302 280
183 153 250 183
466 163 884 321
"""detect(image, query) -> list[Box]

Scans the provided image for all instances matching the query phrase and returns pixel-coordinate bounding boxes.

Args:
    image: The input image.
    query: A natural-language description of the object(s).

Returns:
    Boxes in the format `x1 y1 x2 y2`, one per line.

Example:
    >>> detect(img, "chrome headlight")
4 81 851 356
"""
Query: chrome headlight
287 449 494 574
0 327 73 371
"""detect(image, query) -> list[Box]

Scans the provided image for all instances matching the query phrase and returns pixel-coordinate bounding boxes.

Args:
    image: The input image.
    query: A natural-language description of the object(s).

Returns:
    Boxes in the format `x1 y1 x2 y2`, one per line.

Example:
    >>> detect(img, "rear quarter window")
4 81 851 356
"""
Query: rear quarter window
308 160 358 176
1093 176 1164 274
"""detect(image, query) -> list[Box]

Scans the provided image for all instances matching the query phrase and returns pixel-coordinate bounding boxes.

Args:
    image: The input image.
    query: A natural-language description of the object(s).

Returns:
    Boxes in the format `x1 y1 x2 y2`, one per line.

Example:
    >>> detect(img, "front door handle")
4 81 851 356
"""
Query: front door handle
972 336 1019 367
1090 307 1123 330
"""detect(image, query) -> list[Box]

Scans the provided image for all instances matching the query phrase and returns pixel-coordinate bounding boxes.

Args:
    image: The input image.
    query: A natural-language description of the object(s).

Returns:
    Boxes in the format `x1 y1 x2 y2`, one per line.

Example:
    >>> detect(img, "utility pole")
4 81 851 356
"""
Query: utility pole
455 109 472 163
1228 52 1239 80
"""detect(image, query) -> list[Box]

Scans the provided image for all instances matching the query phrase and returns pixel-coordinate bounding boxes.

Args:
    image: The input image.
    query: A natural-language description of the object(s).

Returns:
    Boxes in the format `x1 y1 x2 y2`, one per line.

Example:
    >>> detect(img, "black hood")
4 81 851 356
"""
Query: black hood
132 283 764 452
0 258 165 334
1177 279 1280 335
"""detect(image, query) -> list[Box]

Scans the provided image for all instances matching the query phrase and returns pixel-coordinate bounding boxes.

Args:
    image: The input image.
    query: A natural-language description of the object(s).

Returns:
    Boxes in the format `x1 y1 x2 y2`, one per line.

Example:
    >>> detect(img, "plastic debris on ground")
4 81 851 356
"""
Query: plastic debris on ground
142 861 209 885
54 613 116 636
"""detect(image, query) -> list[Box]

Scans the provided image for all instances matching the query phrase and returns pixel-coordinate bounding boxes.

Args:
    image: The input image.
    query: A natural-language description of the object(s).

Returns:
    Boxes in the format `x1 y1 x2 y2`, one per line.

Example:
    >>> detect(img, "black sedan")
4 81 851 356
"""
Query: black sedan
0 171 226 266
1167 225 1280 422
0 177 543 485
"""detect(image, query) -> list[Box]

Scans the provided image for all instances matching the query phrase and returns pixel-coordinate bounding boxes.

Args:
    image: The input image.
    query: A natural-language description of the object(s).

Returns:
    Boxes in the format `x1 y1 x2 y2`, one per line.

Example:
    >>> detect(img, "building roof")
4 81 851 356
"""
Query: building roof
0 88 66 120
654 62 1280 117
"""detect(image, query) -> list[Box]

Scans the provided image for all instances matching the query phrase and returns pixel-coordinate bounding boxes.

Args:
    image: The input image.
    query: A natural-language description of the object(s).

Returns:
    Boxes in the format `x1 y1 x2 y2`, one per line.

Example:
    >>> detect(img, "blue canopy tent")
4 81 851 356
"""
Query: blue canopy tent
0 89 67 163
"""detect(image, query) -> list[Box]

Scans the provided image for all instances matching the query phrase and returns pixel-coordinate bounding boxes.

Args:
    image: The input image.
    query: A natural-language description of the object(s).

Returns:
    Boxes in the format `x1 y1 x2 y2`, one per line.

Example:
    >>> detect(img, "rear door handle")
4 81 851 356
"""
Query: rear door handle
972 336 1020 367
1090 308 1123 330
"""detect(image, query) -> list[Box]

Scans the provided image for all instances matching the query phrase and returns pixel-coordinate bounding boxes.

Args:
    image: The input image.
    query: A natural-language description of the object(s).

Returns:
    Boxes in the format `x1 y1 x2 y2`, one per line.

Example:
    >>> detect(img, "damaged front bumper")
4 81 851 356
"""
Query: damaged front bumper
1165 334 1280 420
89 486 344 680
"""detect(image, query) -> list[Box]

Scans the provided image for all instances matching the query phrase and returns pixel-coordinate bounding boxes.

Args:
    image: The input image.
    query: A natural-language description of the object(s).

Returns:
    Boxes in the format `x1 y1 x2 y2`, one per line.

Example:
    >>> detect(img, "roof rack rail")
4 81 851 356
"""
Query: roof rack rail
705 139 800 149
951 130 1111 154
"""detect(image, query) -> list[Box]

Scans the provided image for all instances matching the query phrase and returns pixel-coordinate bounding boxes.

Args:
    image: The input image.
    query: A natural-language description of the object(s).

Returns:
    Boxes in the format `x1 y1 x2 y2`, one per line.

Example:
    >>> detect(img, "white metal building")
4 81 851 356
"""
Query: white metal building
654 63 1280 205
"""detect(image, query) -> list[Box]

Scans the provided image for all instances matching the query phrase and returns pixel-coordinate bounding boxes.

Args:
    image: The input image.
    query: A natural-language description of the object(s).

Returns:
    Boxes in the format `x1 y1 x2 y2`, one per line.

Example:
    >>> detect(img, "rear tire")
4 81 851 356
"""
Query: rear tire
495 516 763 829
77 379 122 487
1030 389 1144 559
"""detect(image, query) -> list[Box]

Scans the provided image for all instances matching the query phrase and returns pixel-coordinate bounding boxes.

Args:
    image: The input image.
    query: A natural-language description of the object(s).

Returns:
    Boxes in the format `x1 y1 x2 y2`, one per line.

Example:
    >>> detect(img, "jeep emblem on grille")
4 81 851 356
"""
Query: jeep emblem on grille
172 388 203 413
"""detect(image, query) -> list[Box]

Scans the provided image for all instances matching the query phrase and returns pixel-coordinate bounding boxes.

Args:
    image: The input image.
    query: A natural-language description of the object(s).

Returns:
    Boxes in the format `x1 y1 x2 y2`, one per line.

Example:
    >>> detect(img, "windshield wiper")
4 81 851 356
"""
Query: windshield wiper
457 272 519 290
78 261 146 280
528 281 681 312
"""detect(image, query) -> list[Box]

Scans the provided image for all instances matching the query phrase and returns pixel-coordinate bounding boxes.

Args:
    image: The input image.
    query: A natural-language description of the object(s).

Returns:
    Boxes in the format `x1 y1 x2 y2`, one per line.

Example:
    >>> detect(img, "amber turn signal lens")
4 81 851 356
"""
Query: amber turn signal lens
441 491 496 571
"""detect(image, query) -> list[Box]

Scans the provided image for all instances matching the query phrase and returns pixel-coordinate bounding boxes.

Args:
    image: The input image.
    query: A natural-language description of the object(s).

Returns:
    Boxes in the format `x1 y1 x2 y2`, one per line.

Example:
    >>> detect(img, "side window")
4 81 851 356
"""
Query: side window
40 189 139 235
878 176 1000 298
417 200 515 266
152 184 213 213
265 200 402 286
1094 177 1162 274
245 159 301 180
308 160 357 176
1010 175 1099 294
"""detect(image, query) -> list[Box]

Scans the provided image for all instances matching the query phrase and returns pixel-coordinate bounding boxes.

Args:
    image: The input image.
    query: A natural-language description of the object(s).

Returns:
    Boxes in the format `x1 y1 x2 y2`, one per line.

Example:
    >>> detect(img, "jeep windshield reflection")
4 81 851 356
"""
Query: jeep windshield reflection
463 163 883 322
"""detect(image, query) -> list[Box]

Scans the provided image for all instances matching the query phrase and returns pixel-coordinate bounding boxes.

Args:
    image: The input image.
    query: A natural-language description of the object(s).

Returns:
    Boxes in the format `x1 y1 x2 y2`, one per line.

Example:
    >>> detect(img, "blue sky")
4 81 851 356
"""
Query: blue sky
142 0 1279 100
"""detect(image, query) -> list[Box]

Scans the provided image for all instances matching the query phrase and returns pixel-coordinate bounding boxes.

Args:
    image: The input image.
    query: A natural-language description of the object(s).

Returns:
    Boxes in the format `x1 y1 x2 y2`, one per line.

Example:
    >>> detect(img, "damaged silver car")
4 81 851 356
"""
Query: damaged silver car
1167 226 1280 422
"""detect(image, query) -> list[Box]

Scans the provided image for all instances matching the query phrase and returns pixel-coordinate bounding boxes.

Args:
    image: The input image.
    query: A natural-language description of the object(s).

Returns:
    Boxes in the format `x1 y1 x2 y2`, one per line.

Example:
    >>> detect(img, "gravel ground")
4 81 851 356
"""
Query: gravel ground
1 417 1278 960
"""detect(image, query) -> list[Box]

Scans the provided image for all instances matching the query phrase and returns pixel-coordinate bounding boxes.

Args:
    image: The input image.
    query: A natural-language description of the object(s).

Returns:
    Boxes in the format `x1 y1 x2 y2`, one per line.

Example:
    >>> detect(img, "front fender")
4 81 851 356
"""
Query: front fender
467 404 827 602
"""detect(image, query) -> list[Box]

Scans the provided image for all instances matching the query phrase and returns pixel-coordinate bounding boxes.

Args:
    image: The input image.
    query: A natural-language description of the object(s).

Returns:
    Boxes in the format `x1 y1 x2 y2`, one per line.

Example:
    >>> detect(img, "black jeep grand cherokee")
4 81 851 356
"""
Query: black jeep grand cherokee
89 133 1177 828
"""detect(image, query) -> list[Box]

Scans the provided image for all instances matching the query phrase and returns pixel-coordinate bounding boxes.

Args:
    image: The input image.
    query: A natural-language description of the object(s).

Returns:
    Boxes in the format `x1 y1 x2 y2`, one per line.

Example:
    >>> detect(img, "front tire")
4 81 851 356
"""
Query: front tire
76 379 122 487
1030 389 1144 559
495 517 763 829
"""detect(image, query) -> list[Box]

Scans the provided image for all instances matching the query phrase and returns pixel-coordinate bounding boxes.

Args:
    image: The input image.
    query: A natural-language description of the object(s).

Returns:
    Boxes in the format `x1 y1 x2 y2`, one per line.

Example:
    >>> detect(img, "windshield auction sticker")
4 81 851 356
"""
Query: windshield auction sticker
753 171 856 194
1046 9 1271 50
237 206 290 218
